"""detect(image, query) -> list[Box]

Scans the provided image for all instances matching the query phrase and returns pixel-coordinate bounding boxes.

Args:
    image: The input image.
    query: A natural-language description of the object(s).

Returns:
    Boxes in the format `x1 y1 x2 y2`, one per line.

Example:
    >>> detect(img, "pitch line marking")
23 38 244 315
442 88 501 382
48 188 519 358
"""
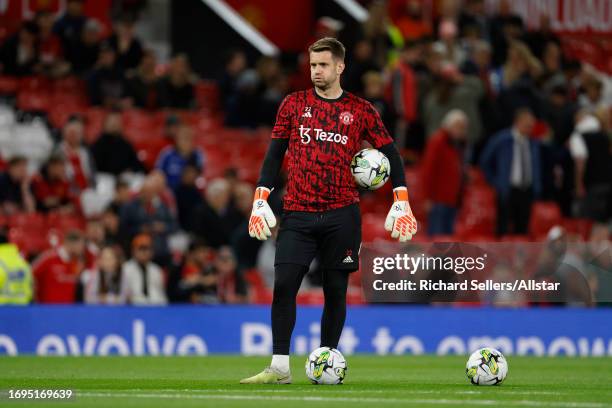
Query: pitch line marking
77 391 611 407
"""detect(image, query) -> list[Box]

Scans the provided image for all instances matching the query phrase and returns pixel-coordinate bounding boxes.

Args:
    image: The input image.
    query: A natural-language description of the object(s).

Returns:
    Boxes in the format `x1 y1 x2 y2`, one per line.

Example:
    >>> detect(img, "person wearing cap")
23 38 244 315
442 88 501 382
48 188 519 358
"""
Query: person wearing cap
120 234 167 305
32 229 94 303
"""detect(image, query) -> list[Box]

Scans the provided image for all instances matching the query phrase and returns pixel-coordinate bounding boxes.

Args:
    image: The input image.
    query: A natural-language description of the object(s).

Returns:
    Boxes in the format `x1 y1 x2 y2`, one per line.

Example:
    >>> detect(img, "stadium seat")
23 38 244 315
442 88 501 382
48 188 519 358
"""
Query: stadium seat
362 213 390 243
0 76 19 95
529 201 562 240
16 90 51 113
7 213 46 229
8 226 50 257
46 213 86 232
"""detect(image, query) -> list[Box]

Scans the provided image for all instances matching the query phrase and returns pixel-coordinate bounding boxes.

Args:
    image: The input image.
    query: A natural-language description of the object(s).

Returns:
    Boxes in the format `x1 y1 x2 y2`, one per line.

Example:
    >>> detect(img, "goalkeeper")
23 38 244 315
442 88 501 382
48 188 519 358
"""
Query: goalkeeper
241 38 417 384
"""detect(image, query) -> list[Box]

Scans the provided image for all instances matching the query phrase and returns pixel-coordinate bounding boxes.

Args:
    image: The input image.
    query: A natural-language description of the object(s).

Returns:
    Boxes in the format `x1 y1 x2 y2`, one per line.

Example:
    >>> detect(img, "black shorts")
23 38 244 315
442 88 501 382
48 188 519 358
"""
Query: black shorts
275 203 361 271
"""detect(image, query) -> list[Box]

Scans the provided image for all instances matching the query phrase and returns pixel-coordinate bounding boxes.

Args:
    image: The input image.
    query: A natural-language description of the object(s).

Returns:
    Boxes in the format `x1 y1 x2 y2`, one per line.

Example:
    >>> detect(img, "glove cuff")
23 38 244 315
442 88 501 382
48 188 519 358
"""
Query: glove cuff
392 187 409 202
254 186 271 201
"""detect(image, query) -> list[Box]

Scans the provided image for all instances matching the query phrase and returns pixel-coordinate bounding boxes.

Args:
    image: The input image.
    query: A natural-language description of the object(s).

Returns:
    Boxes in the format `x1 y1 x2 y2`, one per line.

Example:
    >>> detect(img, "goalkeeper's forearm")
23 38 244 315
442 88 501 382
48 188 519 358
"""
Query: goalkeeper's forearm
257 138 289 189
378 142 407 189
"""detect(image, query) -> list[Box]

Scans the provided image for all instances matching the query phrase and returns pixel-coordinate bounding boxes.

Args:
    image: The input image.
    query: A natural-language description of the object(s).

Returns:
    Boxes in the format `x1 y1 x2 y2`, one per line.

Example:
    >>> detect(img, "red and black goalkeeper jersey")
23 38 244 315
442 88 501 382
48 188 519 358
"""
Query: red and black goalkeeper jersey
272 89 393 212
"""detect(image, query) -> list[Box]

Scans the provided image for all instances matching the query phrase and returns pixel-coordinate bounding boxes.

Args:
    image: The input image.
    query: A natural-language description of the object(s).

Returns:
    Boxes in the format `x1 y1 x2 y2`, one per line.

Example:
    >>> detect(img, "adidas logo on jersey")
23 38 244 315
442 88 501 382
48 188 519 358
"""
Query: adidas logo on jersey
342 256 354 263
302 106 312 118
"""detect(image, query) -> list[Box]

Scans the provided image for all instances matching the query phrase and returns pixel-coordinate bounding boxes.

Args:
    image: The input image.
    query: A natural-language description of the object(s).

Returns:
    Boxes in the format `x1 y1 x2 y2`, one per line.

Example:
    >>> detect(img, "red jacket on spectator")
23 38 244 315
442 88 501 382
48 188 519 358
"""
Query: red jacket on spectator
390 61 417 122
33 246 94 303
32 175 79 213
421 128 464 207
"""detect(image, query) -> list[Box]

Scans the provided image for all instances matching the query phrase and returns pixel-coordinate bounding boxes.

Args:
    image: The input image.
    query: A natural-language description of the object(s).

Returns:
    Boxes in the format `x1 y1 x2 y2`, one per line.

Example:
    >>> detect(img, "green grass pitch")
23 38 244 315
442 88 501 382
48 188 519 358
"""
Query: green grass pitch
1 356 611 408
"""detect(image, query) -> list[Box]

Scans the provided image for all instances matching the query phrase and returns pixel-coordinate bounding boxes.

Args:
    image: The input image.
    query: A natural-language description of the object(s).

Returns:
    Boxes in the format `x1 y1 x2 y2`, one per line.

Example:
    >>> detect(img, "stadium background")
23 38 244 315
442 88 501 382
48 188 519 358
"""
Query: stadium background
0 0 611 358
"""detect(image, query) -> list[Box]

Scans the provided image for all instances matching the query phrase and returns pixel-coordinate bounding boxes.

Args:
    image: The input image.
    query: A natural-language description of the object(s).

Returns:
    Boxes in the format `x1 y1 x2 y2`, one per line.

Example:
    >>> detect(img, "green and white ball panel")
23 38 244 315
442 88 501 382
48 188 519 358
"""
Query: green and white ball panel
305 347 347 385
465 347 508 386
350 148 391 190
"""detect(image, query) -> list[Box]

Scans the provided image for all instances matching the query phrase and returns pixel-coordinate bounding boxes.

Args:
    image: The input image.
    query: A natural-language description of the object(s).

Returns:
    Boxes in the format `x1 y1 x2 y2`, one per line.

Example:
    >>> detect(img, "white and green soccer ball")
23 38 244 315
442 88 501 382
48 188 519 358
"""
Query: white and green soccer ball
350 148 390 190
305 347 347 385
466 347 508 385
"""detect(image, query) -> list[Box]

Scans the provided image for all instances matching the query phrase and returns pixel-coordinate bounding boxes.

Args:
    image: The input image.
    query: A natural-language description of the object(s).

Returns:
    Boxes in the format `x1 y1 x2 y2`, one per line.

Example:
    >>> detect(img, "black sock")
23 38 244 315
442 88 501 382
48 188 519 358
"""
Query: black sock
272 263 308 355
320 269 349 349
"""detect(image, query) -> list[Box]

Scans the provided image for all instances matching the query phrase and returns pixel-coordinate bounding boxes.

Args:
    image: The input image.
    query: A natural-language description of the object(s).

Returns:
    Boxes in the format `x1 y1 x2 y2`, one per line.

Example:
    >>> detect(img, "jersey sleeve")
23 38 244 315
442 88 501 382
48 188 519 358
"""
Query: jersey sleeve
362 101 394 148
271 94 294 139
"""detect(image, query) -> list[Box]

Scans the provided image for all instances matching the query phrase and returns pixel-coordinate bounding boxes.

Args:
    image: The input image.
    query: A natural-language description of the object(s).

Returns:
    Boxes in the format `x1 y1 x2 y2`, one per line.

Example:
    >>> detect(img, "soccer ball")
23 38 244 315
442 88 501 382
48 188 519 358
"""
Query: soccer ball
305 347 347 384
465 347 508 385
350 148 390 190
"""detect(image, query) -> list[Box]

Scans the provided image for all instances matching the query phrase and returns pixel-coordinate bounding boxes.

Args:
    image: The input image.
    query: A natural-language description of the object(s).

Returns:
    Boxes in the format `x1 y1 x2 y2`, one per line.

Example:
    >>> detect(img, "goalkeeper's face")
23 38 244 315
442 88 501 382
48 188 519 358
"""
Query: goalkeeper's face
309 50 345 91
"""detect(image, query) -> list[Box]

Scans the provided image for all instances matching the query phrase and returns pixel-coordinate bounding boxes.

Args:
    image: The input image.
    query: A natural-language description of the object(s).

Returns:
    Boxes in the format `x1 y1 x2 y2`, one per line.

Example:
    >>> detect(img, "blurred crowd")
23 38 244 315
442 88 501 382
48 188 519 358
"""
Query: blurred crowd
0 0 610 305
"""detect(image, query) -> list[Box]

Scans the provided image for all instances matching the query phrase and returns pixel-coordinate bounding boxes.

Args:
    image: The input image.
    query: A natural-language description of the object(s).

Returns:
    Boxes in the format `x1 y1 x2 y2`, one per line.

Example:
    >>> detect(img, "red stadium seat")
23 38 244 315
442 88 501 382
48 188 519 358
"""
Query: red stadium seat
0 76 19 95
16 90 51 112
529 201 562 240
7 213 46 228
46 213 86 232
362 213 390 243
8 226 50 257
18 76 51 92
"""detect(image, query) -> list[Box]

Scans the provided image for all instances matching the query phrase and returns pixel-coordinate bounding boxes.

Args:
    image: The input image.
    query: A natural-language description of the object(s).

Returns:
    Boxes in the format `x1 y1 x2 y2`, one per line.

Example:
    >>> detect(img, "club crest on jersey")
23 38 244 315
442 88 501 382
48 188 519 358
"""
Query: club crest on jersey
339 111 354 125
302 106 312 118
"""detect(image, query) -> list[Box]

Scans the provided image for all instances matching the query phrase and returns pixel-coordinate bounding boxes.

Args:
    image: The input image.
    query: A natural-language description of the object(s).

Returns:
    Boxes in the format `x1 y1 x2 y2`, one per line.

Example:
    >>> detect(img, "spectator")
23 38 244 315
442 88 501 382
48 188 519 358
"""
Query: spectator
193 178 242 248
391 41 421 148
0 231 32 304
32 155 79 214
480 108 542 235
363 71 394 134
395 0 432 42
489 0 525 67
87 44 125 107
155 125 205 190
568 114 612 222
585 224 612 305
120 234 167 305
167 240 217 303
492 41 543 128
0 157 35 215
423 63 484 145
421 110 468 236
91 111 144 176
101 204 122 248
85 218 106 255
36 10 69 77
523 15 560 60
53 0 87 49
108 14 144 73
81 246 123 304
215 246 242 303
66 19 102 75
0 22 39 76
362 2 398 68
344 40 379 95
175 165 204 231
579 75 607 113
119 171 177 266
124 49 159 109
219 49 247 114
433 20 466 67
157 53 197 109
33 229 93 303
458 0 489 40
54 115 95 193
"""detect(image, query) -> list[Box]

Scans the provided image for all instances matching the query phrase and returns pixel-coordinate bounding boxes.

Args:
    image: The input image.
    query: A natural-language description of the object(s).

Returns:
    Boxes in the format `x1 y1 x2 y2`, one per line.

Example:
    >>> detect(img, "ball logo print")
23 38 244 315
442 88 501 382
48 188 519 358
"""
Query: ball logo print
339 111 354 125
